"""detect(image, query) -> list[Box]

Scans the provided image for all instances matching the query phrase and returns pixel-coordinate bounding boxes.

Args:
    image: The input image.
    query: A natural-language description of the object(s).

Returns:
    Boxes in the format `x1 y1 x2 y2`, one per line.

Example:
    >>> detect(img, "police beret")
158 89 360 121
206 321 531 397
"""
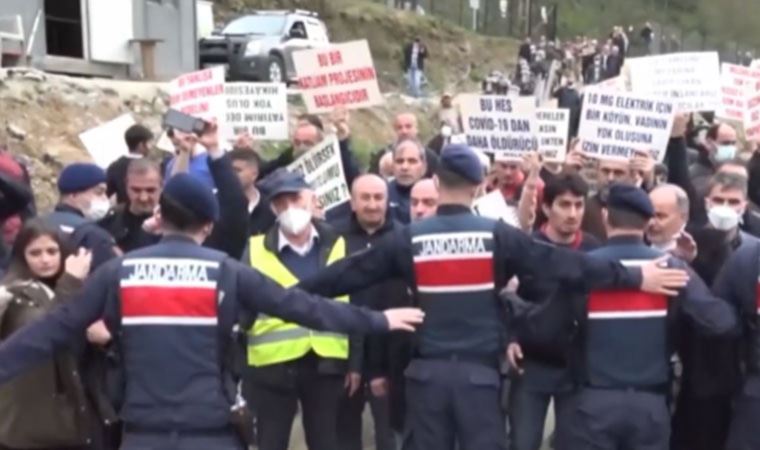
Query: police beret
57 163 106 194
162 173 219 222
440 144 484 185
607 183 654 218
259 168 310 201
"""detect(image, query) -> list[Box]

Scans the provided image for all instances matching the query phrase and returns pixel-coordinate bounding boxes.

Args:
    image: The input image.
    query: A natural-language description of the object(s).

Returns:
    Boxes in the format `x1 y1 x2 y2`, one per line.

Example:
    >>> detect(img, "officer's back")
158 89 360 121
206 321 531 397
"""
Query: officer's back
558 184 737 450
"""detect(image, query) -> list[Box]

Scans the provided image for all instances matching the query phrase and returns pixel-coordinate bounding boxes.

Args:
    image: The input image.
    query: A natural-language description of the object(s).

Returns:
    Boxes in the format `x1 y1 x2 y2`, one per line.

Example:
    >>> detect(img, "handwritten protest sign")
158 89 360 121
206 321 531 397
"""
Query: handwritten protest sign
459 94 537 161
223 83 288 141
287 136 350 211
473 190 520 227
79 114 136 168
718 63 760 140
579 89 675 162
293 40 383 114
169 67 225 121
627 52 721 112
536 108 570 163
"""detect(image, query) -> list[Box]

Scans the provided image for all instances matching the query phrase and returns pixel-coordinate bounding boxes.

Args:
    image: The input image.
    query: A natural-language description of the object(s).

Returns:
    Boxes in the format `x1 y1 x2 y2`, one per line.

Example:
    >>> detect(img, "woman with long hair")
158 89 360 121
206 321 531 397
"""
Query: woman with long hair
0 219 94 450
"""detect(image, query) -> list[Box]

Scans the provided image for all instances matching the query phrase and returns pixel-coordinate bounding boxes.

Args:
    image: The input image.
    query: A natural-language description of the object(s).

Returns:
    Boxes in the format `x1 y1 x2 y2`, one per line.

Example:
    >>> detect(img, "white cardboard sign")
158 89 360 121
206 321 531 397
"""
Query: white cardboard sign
579 89 675 162
223 83 288 141
287 136 350 211
79 114 136 168
536 108 570 163
473 190 520 227
459 94 537 161
718 63 760 140
627 52 721 112
168 67 226 122
293 40 383 114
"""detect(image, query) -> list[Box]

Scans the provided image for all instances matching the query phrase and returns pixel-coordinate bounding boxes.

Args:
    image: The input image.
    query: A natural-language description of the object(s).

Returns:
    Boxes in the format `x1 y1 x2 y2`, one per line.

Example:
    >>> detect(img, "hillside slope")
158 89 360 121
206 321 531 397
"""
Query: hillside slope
212 0 519 93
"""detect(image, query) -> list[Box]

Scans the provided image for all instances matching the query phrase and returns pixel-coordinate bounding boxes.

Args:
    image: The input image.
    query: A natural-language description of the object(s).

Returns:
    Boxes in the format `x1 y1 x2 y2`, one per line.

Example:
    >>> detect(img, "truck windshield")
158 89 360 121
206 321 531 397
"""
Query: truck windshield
222 15 287 35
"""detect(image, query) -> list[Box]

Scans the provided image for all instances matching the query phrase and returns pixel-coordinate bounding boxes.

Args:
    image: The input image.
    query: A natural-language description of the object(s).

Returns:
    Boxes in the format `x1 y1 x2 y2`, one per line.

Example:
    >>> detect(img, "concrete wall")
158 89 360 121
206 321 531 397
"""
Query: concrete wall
136 0 197 79
0 0 46 58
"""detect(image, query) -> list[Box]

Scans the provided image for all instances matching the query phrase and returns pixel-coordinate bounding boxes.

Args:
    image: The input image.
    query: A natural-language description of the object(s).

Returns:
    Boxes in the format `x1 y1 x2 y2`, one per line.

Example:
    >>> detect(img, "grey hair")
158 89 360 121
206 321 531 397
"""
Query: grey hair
393 138 427 163
708 172 748 198
654 183 689 218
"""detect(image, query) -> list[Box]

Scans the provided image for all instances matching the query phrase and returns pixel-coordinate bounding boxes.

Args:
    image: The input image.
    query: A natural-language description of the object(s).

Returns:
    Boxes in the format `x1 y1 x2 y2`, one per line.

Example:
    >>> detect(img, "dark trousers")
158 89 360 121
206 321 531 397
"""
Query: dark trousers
402 359 507 450
726 393 760 450
671 392 732 450
337 383 396 450
508 383 571 450
249 357 344 450
556 388 670 450
120 431 243 450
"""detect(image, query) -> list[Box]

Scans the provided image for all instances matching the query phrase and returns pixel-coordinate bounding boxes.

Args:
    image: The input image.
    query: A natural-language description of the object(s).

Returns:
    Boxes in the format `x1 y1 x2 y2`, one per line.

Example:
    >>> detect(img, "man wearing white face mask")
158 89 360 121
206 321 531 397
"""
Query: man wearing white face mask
44 163 120 272
690 122 738 197
242 168 353 450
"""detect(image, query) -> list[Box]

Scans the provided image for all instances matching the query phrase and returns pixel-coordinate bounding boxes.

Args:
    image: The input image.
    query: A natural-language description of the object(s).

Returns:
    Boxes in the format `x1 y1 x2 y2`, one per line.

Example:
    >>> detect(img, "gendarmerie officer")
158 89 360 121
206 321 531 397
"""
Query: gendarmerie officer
556 184 737 450
0 173 424 450
297 144 690 450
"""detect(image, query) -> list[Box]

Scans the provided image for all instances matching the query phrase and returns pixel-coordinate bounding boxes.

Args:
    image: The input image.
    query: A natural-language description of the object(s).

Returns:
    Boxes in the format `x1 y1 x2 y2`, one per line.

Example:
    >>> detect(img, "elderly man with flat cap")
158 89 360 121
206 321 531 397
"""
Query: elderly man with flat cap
554 183 738 450
0 172 425 450
298 146 694 450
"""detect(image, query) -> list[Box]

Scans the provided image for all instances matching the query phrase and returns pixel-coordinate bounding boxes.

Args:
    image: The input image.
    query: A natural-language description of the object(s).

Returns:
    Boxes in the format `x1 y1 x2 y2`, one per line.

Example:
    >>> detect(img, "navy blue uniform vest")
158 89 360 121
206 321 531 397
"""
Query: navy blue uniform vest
117 240 231 431
584 237 671 389
410 212 503 362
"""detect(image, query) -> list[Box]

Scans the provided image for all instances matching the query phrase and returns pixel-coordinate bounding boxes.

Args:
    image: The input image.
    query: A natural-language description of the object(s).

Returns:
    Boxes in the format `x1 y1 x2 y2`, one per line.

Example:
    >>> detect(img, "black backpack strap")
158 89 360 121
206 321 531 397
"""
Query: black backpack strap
217 257 244 404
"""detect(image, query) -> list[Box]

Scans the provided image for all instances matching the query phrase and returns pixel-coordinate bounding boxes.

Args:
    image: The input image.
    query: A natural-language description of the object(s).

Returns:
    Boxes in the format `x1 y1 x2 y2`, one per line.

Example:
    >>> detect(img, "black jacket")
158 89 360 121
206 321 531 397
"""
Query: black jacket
100 154 249 259
403 42 427 71
247 195 276 237
333 214 410 378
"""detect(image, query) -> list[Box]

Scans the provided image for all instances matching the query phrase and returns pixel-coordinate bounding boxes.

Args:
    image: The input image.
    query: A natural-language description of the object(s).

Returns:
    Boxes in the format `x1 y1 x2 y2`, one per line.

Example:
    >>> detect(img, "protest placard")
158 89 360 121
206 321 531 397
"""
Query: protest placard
473 190 520 227
79 114 136 168
536 108 570 163
293 40 383 114
718 63 760 140
287 136 350 211
459 94 537 160
578 89 675 162
169 66 225 121
223 83 288 141
627 52 721 112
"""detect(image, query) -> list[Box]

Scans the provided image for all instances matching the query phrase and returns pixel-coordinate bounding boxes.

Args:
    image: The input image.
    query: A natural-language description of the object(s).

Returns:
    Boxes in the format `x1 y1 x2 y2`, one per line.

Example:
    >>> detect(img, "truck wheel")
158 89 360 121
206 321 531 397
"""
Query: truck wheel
267 55 285 83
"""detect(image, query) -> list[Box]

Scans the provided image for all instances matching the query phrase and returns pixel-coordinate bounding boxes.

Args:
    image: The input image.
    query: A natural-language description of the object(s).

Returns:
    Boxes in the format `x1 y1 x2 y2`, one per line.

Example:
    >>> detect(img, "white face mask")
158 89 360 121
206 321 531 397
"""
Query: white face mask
86 197 111 221
278 207 312 235
714 144 737 163
707 205 741 231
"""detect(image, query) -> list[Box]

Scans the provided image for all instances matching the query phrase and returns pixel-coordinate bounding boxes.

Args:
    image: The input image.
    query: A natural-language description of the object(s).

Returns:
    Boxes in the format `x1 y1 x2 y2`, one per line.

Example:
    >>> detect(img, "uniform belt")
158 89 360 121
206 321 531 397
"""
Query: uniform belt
583 383 669 395
419 352 498 368
123 424 236 437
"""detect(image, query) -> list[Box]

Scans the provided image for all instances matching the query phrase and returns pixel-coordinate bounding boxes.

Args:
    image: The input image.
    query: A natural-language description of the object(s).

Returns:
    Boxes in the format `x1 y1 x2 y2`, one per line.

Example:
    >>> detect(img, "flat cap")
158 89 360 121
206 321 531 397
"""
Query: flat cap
57 163 106 194
162 173 219 222
607 183 654 219
440 144 484 185
259 168 311 201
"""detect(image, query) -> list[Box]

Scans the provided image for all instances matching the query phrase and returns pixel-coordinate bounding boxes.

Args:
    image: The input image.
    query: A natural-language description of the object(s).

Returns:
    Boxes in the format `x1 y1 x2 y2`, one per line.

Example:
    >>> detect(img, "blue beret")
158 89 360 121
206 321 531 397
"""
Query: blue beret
607 184 654 218
163 173 219 222
57 163 106 194
259 168 311 201
440 144 484 184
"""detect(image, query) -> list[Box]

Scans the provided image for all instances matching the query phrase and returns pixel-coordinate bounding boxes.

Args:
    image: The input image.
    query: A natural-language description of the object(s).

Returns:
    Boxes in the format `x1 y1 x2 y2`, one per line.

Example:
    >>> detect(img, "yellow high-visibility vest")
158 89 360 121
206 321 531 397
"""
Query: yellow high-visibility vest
246 234 349 367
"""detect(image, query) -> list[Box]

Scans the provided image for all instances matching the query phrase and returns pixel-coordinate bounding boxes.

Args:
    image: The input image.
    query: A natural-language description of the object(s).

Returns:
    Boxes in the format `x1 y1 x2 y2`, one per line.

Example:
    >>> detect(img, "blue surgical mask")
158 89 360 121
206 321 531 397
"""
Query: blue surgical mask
715 144 737 162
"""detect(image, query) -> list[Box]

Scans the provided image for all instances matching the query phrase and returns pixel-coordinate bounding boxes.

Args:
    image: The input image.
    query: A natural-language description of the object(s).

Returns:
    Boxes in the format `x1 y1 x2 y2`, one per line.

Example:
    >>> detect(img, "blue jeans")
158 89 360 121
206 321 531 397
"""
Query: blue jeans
121 431 244 450
509 383 571 450
406 68 422 98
